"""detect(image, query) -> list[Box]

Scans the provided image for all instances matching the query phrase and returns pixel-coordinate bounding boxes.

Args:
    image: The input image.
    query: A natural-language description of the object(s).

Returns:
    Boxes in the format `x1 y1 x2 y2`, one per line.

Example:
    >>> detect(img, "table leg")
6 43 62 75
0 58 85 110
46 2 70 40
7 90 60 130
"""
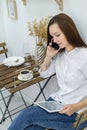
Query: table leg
38 82 47 100
0 93 13 124
33 75 55 104
19 91 27 107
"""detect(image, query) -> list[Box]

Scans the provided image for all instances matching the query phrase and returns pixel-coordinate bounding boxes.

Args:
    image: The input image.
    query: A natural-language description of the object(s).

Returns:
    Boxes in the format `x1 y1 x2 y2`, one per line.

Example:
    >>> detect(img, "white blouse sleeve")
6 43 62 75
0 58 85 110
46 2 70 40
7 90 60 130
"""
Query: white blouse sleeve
39 58 56 78
81 60 87 79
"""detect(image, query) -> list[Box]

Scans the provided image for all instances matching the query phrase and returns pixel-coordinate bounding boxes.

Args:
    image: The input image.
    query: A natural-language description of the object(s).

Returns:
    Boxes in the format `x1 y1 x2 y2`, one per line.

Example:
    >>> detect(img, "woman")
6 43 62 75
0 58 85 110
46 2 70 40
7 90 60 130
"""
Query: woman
8 13 87 130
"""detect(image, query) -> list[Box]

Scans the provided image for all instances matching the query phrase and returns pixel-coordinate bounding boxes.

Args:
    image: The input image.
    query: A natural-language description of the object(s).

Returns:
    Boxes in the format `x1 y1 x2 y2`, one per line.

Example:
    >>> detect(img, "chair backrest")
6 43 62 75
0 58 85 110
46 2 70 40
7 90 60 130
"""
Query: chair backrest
73 109 87 130
0 42 8 58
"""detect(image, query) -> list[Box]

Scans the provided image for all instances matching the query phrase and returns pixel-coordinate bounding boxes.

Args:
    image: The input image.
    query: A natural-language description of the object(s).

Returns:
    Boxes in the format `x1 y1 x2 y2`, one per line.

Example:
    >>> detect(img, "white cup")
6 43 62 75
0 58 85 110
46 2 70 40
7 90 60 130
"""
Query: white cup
20 69 33 79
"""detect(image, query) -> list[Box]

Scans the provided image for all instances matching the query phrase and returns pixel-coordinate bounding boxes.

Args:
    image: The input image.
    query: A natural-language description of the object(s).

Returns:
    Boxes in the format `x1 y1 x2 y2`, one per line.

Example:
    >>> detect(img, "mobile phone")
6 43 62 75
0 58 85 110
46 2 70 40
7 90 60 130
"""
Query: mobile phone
51 42 59 50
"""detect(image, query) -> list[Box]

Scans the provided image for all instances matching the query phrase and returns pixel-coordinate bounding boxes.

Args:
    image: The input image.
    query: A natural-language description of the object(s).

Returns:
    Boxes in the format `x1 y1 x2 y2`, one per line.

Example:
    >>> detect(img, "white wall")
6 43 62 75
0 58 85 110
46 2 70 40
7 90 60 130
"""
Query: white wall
63 0 87 43
1 0 87 57
0 0 6 42
1 0 63 57
1 0 87 56
0 0 87 101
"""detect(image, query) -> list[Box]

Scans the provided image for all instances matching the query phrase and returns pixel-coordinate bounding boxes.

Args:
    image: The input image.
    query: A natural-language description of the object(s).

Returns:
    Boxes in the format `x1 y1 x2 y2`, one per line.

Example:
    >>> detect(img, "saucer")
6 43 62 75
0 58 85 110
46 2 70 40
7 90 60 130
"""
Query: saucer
17 73 33 81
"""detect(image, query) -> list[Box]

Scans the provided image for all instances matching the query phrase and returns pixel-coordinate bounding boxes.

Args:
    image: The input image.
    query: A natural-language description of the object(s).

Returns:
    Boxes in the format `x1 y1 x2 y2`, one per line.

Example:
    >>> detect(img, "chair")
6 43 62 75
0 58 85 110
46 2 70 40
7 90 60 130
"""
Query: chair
47 109 87 130
73 109 87 130
0 42 8 58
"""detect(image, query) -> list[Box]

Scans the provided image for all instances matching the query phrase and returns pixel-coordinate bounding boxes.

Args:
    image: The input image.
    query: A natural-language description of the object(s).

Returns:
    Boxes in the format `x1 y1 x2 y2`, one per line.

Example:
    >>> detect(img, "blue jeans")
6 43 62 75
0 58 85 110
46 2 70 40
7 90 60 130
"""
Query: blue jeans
7 98 86 130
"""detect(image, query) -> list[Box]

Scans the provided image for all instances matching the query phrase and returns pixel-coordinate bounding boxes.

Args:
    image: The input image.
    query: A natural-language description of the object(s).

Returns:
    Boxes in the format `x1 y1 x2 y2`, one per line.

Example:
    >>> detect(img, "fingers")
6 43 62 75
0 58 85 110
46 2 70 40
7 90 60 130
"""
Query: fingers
49 42 52 46
59 105 75 116
59 106 68 114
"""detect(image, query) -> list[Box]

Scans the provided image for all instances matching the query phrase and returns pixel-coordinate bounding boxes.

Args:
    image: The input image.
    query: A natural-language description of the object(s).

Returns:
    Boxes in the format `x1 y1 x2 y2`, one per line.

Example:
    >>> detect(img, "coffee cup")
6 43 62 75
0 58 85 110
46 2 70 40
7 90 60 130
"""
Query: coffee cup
20 69 33 79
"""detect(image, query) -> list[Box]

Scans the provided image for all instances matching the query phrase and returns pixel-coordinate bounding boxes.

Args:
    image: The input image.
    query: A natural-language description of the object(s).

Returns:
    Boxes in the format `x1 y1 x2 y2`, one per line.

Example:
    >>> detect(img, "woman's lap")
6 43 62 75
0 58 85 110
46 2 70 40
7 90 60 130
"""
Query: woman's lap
8 103 77 130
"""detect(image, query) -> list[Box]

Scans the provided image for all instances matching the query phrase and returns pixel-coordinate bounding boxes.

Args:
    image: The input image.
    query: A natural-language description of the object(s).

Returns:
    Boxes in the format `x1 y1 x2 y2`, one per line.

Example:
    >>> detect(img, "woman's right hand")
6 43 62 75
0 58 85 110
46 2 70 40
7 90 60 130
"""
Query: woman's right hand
40 44 59 71
46 45 59 58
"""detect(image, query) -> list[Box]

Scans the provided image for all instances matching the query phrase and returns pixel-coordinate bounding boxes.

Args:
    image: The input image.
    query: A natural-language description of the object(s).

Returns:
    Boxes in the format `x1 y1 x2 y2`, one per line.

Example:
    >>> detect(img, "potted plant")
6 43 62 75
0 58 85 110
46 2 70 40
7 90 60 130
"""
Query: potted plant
28 16 51 66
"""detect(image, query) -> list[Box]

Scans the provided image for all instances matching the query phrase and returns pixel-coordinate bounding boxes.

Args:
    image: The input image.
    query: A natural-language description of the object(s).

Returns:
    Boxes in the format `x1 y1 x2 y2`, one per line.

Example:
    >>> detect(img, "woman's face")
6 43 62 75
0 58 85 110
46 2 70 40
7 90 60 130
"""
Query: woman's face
49 23 74 51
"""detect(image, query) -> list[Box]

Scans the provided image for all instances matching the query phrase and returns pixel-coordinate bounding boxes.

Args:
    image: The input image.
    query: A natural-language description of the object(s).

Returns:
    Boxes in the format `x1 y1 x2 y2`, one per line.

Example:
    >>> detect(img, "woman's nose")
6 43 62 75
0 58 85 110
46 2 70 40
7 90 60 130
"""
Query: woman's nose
53 37 57 43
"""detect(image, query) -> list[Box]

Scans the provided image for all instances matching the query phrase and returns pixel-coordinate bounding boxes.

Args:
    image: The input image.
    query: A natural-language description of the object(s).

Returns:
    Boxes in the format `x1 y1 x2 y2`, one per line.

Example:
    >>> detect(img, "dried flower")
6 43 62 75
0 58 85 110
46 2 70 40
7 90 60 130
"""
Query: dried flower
28 16 51 45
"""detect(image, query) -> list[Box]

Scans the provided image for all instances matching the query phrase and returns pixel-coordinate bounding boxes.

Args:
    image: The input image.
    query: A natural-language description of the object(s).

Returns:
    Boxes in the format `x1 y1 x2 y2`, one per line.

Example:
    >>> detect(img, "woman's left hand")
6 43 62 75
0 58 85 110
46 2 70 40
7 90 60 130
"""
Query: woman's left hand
59 104 78 116
59 99 87 116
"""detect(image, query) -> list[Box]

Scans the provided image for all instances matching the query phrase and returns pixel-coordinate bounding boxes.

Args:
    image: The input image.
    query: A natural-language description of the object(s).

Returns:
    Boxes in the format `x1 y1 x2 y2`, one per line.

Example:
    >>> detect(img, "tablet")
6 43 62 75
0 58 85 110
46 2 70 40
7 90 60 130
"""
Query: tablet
34 101 64 113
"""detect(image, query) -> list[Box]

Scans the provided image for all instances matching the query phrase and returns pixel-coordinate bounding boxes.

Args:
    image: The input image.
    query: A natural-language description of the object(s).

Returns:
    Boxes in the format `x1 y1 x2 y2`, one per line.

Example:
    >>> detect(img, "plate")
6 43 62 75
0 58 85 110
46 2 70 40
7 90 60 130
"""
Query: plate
3 56 25 67
17 73 33 81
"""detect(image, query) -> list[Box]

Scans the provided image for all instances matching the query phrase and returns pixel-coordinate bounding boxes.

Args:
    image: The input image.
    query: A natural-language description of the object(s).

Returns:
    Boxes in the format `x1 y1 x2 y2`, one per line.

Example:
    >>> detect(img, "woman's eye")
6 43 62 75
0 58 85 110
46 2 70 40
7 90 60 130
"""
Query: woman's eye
56 34 61 37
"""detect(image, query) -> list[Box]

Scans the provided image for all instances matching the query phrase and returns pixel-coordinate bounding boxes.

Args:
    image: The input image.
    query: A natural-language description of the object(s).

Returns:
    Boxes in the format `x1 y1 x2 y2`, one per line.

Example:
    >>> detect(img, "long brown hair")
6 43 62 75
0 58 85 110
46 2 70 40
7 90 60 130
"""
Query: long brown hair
47 13 87 51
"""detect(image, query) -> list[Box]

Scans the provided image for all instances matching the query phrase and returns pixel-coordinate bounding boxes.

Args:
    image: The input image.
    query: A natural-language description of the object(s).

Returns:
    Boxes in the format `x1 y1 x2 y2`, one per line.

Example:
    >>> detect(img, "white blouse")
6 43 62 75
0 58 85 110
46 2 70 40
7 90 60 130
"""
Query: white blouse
40 47 87 113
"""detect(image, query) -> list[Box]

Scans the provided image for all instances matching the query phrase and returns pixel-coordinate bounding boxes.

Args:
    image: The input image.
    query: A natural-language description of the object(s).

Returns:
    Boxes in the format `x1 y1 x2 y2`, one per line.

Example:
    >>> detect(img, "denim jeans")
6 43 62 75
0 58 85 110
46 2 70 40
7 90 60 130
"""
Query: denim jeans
7 98 86 130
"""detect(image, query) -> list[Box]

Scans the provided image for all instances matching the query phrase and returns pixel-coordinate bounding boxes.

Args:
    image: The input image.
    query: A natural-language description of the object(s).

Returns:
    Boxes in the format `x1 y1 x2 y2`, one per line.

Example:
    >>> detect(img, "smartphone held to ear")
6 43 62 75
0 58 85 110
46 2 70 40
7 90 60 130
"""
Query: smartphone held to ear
51 42 59 50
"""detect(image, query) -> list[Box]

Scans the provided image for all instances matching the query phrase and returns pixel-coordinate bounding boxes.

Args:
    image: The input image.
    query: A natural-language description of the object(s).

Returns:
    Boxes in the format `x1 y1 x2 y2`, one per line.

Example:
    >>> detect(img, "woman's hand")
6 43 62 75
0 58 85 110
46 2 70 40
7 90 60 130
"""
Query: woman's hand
59 104 78 116
59 99 87 116
40 44 59 71
46 45 59 58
